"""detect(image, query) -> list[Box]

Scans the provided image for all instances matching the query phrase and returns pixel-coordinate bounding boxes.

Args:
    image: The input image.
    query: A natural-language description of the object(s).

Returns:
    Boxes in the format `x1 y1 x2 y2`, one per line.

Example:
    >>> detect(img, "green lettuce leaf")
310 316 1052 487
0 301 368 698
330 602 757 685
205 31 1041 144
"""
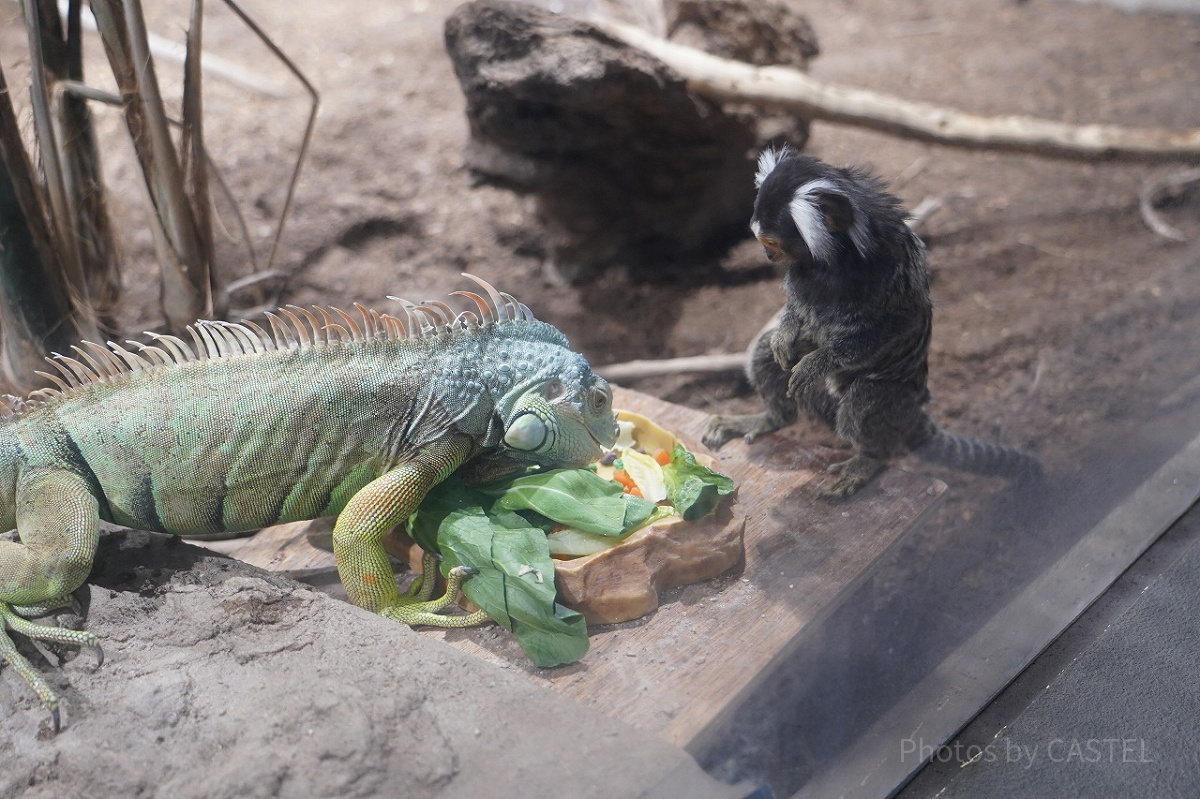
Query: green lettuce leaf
662 444 735 521
407 474 488 553
485 468 655 535
421 499 588 667
406 452 729 667
547 505 675 557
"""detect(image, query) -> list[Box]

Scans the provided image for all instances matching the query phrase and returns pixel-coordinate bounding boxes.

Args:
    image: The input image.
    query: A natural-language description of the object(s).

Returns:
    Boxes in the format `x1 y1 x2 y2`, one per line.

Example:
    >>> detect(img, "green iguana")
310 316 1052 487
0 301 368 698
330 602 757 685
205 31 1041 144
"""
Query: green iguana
0 275 618 730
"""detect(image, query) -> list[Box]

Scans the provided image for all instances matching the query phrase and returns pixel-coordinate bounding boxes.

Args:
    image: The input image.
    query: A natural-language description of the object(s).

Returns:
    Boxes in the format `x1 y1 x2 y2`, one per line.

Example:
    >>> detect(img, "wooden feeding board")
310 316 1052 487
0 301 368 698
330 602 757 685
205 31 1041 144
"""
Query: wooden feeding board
200 387 946 753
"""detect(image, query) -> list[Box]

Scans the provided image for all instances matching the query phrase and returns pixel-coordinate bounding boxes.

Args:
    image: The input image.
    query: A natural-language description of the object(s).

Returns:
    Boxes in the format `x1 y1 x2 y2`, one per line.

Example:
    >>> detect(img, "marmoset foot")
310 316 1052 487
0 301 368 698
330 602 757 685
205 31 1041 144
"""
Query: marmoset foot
821 455 885 498
702 412 784 450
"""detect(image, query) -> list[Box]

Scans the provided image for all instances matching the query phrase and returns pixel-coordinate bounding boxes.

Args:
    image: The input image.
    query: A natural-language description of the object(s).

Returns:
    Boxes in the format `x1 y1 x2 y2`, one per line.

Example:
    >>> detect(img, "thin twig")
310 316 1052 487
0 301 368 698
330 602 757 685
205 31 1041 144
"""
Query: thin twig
54 79 261 274
225 270 285 294
220 0 321 274
892 155 930 190
58 0 292 97
595 309 786 382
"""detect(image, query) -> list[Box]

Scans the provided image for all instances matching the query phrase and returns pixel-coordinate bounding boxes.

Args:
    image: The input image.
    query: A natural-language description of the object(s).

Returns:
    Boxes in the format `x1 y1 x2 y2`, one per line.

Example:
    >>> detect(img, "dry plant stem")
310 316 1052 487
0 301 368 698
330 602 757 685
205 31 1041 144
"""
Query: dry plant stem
600 21 1200 162
0 66 62 291
596 311 783 382
0 63 80 390
22 0 79 281
1139 167 1200 242
90 0 211 331
63 0 292 97
59 0 121 333
54 80 260 277
183 0 221 316
3 1 101 376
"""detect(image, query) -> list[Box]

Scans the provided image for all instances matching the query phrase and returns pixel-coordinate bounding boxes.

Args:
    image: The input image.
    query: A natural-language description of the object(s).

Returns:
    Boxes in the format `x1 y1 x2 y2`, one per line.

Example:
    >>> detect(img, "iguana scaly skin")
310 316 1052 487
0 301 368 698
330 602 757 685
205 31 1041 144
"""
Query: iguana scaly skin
0 275 617 730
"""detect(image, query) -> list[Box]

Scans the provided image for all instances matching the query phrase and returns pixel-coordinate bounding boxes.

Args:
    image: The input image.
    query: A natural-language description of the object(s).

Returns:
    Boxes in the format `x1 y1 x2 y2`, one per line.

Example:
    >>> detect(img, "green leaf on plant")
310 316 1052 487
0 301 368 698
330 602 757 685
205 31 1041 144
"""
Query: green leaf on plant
548 505 675 557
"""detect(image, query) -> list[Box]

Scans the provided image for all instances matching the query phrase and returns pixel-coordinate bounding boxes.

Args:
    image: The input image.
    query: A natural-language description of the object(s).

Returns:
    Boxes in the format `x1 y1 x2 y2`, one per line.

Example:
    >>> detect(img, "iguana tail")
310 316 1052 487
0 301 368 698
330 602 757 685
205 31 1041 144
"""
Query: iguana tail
911 418 1042 480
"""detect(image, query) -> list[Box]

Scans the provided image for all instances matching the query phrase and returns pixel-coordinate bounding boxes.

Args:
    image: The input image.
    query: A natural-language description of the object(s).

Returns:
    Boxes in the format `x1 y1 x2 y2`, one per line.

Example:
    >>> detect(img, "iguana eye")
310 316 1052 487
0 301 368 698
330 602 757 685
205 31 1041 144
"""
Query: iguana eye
589 385 610 411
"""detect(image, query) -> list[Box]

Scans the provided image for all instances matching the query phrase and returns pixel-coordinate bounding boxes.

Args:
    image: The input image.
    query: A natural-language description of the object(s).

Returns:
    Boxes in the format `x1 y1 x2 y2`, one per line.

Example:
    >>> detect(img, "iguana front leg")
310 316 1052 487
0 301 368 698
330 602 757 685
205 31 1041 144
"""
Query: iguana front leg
0 468 104 730
332 435 487 628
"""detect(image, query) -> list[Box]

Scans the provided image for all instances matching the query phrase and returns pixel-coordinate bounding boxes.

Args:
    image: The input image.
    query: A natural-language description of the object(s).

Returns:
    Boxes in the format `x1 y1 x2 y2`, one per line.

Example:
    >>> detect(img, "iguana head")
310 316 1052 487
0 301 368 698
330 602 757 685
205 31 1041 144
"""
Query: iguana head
498 370 618 469
413 274 619 479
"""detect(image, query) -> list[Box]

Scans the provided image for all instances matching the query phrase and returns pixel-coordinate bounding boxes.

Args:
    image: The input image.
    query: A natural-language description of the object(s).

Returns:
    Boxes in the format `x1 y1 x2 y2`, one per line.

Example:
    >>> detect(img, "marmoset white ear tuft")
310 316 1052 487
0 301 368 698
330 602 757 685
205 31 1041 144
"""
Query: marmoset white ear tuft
755 147 783 188
787 179 840 263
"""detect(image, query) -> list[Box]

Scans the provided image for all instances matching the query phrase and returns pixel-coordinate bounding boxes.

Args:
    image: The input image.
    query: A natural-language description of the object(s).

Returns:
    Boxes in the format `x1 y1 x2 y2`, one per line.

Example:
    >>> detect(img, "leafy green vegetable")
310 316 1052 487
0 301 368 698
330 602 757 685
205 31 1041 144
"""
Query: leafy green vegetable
622 493 662 531
407 474 486 553
546 527 619 558
407 448 731 667
662 444 735 521
441 516 588 667
415 494 588 666
486 468 655 536
548 505 675 557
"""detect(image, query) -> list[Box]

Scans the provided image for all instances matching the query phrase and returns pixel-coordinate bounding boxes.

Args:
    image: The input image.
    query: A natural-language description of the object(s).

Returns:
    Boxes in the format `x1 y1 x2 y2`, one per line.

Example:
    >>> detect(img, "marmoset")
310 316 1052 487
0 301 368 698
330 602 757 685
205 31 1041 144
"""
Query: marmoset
703 147 1040 497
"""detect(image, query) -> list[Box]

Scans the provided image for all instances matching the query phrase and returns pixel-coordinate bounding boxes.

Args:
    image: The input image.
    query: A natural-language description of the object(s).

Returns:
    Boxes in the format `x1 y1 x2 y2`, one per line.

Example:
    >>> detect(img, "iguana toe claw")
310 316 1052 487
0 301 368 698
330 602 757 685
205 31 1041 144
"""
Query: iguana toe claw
1 601 102 728
379 562 489 629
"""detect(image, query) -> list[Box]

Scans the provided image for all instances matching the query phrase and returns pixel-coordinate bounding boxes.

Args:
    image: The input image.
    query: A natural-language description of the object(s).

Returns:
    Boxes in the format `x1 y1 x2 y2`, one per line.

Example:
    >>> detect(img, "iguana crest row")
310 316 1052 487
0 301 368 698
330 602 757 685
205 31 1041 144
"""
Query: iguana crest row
7 275 538 412
0 274 618 731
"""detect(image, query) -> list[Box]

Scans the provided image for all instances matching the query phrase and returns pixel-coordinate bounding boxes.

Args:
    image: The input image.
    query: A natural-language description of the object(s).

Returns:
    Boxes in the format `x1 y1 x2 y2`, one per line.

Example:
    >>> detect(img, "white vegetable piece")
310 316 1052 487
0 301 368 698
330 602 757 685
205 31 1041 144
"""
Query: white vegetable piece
621 448 668 503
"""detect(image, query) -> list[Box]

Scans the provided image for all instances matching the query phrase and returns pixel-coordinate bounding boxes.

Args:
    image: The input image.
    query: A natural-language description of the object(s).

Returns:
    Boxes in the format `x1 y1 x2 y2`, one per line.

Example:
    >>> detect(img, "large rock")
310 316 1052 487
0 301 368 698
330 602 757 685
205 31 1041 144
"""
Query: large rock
664 0 819 148
664 0 819 68
444 0 758 281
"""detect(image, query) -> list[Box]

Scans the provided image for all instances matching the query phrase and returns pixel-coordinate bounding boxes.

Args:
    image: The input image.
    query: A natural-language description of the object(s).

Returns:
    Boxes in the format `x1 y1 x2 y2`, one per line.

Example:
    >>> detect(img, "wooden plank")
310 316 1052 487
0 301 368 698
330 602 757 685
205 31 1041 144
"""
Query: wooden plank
203 387 945 752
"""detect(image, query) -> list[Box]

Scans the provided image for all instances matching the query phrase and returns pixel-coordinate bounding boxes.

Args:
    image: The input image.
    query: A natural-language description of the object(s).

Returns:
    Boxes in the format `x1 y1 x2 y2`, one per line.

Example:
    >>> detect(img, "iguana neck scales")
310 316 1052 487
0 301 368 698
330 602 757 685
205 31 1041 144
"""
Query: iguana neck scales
0 275 617 730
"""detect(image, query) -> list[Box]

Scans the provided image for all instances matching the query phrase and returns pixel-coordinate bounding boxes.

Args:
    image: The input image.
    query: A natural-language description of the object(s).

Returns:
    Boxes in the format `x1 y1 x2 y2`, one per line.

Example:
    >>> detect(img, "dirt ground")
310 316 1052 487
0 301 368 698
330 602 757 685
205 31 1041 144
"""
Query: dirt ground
52 0 1194 469
2 0 1196 465
2 0 1200 794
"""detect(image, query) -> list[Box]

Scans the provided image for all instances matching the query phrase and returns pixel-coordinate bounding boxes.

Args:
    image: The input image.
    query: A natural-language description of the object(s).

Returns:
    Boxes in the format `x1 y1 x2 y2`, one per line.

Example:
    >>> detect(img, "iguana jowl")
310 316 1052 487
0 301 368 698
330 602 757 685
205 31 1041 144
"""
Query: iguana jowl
0 275 618 730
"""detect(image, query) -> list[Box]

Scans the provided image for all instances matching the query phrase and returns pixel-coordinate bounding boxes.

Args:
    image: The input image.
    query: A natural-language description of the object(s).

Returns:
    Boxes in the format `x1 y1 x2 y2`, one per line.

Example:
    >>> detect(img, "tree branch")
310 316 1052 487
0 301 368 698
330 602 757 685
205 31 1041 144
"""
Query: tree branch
599 20 1200 162
595 353 747 382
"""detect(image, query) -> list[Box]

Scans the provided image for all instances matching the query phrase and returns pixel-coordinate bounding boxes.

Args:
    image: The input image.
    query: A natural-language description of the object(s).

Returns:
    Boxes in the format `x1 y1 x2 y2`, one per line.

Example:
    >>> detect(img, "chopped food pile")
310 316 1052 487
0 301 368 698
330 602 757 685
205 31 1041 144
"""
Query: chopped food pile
408 411 734 666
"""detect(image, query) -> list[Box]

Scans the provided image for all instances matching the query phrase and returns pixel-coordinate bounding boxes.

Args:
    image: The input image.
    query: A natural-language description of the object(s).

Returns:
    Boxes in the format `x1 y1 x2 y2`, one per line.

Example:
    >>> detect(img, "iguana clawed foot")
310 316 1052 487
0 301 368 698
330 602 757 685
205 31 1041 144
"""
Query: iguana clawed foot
0 601 103 733
384 564 489 628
